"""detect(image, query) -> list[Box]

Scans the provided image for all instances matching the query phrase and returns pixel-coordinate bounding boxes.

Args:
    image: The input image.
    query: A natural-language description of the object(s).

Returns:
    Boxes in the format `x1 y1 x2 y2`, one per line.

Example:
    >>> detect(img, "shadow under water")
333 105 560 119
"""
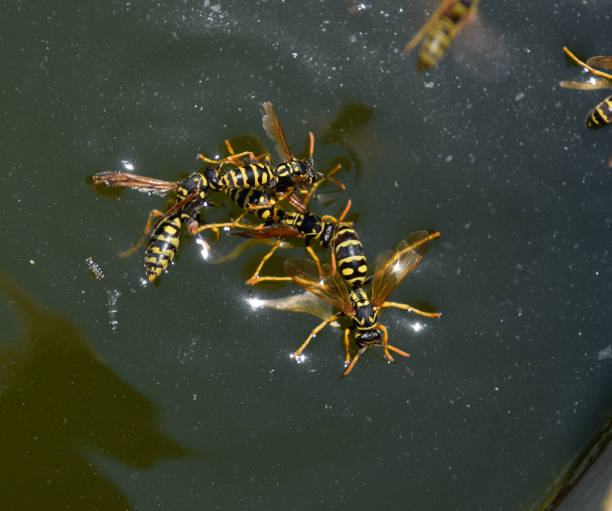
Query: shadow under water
0 272 190 510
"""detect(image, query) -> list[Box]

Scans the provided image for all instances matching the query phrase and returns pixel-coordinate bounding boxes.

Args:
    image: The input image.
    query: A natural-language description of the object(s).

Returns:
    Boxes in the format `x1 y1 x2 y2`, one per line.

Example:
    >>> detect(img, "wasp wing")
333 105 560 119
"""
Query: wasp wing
370 231 439 307
89 171 179 194
231 226 303 239
250 290 336 323
587 56 612 72
284 258 355 316
404 0 457 53
262 101 293 161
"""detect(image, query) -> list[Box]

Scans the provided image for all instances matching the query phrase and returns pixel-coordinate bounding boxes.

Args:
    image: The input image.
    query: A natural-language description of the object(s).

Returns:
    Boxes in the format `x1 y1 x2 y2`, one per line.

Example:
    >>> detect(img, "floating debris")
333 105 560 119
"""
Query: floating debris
86 257 105 280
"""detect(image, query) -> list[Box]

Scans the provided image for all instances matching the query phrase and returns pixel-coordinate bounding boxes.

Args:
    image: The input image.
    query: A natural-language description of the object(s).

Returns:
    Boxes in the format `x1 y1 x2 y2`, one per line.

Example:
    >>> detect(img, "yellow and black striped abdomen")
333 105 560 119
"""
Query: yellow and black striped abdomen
220 163 273 190
418 0 476 70
145 214 182 282
334 224 368 289
586 95 612 129
227 187 277 222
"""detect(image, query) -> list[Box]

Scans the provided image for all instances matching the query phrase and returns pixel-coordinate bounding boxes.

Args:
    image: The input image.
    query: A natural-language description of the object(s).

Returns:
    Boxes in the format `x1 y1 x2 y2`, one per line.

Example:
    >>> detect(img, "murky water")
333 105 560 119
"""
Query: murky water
1 1 611 509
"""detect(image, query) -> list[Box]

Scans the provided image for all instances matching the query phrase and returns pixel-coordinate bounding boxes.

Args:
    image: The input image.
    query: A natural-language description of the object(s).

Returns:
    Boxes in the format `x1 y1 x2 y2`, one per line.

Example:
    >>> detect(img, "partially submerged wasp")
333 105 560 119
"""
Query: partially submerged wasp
279 231 441 376
197 101 325 199
232 196 369 290
404 0 479 71
560 46 612 130
89 171 212 283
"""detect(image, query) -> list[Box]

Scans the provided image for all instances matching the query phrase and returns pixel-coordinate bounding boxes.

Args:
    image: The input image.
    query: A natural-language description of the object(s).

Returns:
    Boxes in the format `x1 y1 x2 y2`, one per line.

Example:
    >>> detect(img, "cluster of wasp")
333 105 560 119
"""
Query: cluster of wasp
89 102 441 376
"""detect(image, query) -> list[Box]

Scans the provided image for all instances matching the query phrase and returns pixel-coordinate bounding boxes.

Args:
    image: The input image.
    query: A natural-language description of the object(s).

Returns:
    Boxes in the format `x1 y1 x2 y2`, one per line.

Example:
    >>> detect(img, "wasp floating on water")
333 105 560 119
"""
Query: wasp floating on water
89 171 212 283
560 46 612 130
197 101 326 201
232 198 366 288
404 0 479 71
278 231 440 376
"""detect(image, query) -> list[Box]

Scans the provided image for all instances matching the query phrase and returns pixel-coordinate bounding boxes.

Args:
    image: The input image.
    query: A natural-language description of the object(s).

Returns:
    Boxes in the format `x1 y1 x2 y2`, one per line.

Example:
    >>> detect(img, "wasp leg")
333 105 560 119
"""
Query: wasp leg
118 208 165 258
305 245 323 278
197 150 258 167
343 345 367 376
301 163 344 206
245 238 292 285
563 46 612 81
376 323 412 364
343 328 352 366
246 241 321 286
224 139 271 164
381 301 441 318
191 211 254 236
292 313 343 359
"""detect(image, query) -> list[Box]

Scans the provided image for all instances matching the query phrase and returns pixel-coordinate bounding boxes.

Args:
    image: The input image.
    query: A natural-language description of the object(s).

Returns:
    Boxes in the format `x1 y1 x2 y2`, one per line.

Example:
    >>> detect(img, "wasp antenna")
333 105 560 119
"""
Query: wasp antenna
308 131 315 160
342 346 367 376
338 199 352 222
385 344 411 358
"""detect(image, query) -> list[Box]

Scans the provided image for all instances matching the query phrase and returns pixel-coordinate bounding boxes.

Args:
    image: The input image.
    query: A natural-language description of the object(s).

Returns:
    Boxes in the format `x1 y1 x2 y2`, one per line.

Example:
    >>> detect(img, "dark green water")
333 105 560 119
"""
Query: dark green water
1 1 611 509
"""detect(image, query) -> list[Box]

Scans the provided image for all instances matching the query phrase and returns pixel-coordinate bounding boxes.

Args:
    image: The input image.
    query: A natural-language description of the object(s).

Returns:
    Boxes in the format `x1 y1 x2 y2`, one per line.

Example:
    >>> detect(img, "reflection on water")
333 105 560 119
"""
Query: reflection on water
0 272 189 510
320 102 374 180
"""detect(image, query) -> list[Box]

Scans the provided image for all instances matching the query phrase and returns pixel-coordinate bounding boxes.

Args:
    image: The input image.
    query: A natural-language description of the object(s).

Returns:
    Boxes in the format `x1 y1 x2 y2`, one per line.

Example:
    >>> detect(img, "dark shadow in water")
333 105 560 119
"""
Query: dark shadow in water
319 102 374 181
0 272 190 510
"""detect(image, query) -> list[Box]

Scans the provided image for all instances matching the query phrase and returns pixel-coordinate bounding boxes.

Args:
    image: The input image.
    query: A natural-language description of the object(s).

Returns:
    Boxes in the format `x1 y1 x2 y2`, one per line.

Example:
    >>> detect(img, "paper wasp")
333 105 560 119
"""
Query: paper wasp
279 231 440 376
89 171 213 283
197 101 322 197
232 200 367 289
404 0 479 71
560 47 612 130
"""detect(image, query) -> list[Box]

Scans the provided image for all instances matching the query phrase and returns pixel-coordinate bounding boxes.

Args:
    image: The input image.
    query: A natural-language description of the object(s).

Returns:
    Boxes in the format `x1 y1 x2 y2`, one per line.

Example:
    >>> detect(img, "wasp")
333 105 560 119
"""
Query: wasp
277 231 440 375
560 47 612 130
404 0 479 71
197 102 343 206
197 102 317 195
232 198 367 289
89 171 213 282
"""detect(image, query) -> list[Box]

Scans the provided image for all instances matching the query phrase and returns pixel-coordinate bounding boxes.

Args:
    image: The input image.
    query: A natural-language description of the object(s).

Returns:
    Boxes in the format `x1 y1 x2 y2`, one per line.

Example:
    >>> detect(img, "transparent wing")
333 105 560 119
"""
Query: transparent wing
403 0 456 53
587 56 612 71
371 231 440 307
262 101 293 161
284 258 355 316
88 171 179 195
249 290 336 323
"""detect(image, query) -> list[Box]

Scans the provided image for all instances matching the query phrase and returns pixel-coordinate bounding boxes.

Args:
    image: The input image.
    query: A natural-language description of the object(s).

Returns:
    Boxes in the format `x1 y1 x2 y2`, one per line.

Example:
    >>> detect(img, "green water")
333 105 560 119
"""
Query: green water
1 1 611 509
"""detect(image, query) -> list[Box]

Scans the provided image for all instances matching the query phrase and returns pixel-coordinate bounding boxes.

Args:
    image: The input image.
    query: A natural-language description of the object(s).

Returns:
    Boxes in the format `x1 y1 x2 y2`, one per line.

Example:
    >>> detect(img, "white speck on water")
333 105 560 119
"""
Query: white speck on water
597 345 612 360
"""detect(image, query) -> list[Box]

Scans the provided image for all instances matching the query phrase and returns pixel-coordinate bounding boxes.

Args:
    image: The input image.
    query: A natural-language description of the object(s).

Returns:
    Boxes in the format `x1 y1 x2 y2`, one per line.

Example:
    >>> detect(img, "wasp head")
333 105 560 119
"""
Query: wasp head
295 159 317 186
354 327 383 349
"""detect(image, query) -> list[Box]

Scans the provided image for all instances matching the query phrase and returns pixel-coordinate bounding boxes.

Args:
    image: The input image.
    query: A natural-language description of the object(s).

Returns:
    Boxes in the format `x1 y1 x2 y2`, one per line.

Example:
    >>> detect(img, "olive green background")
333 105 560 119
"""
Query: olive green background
1 1 611 509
